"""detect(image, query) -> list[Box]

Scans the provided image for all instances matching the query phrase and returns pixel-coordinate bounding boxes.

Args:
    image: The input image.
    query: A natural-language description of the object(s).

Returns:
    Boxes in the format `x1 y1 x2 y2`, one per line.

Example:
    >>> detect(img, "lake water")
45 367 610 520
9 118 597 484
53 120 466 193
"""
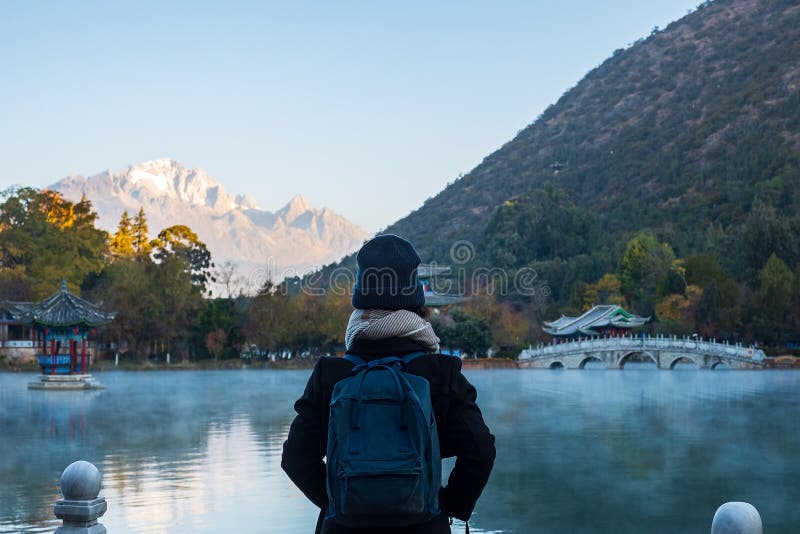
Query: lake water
1 368 799 533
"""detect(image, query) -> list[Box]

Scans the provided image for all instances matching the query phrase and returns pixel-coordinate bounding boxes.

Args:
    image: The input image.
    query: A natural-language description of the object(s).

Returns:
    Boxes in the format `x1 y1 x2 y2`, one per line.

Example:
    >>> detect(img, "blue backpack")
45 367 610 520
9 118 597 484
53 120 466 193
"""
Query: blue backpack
325 352 442 528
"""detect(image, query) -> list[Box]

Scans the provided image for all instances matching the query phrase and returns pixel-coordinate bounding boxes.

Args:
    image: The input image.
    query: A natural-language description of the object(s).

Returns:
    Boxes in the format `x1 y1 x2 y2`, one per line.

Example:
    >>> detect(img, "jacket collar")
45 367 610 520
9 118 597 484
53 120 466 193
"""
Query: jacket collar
345 337 428 358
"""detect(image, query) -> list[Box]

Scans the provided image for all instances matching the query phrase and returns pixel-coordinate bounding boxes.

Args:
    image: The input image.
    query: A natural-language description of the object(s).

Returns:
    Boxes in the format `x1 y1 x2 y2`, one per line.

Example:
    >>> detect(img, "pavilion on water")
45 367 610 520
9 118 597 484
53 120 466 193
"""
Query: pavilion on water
418 264 467 307
5 281 117 389
543 305 649 341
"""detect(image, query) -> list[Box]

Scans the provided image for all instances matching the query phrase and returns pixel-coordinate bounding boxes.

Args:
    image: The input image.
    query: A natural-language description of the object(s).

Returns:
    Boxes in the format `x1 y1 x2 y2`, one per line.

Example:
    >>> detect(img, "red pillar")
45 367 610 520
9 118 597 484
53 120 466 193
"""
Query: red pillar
69 339 76 374
81 338 87 375
50 338 56 375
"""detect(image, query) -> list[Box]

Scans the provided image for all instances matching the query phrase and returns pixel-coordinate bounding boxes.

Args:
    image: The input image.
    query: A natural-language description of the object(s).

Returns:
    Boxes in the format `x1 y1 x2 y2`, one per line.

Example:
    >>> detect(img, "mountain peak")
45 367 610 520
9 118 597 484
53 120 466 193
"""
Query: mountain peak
136 157 183 169
279 194 312 223
287 194 310 210
128 158 187 179
235 193 260 210
124 159 181 193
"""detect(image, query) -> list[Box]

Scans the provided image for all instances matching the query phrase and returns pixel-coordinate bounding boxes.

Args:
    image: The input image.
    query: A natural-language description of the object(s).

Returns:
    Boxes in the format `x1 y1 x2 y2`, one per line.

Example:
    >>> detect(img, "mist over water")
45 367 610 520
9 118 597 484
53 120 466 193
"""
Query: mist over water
1 369 799 533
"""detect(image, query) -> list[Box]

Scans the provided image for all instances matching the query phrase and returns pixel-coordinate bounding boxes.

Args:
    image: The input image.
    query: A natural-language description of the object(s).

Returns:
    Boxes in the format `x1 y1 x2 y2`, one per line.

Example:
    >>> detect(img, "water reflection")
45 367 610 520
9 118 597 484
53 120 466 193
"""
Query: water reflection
0 371 317 533
467 369 800 534
1 370 799 533
100 416 313 533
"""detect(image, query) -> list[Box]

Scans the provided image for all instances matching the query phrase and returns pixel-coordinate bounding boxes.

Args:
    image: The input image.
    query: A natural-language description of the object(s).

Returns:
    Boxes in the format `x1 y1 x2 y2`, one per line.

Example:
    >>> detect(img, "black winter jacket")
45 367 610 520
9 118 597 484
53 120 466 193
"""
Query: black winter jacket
281 338 496 534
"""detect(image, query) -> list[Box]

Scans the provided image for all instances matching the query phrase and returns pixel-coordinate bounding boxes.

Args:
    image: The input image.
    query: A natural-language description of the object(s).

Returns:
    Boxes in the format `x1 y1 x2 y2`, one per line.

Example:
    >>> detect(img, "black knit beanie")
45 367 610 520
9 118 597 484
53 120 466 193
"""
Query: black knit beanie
352 234 425 310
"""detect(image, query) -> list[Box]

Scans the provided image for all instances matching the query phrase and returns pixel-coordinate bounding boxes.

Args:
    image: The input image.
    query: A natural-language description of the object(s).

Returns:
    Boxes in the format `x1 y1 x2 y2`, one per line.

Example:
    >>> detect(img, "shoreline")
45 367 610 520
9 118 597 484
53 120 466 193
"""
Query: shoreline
6 357 798 373
2 357 518 373
0 358 319 373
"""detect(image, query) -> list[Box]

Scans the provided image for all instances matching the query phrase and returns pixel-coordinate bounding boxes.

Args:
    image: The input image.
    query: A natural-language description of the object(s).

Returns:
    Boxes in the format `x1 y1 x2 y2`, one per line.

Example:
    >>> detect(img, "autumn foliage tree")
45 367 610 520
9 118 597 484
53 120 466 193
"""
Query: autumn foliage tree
0 187 107 298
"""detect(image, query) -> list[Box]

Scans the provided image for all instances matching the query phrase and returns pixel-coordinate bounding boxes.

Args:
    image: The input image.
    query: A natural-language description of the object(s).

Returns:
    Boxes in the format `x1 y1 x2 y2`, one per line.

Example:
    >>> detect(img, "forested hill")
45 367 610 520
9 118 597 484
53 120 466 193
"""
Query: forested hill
386 0 800 268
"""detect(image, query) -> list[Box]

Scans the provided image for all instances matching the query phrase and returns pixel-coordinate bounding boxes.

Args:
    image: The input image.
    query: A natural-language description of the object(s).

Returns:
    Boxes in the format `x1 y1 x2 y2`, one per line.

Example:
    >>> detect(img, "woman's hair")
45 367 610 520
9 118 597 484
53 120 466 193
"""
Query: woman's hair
410 306 432 320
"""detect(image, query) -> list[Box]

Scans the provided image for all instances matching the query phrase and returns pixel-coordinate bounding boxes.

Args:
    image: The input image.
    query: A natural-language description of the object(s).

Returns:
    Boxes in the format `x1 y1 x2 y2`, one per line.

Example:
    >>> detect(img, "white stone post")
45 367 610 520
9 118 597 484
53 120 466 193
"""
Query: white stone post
54 460 107 533
711 502 762 534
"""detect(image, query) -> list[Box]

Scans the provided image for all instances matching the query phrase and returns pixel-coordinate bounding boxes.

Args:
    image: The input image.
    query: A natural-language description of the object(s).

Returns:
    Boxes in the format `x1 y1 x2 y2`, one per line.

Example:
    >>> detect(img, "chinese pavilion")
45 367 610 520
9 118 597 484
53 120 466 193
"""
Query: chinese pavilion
12 281 116 390
418 264 467 307
543 305 649 340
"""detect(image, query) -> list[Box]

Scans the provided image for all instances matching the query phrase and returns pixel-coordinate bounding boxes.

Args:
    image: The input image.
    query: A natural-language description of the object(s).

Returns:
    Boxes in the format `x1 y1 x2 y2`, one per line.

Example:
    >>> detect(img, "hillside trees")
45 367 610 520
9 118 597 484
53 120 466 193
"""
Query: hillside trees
753 254 795 340
470 172 798 344
734 202 799 284
482 184 596 269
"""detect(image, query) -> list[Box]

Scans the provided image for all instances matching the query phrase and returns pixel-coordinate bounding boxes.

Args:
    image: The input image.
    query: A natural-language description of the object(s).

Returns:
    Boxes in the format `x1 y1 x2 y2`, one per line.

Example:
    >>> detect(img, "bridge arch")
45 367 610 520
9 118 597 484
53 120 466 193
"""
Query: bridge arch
711 361 730 370
549 361 565 369
619 352 657 369
668 356 699 369
579 356 606 369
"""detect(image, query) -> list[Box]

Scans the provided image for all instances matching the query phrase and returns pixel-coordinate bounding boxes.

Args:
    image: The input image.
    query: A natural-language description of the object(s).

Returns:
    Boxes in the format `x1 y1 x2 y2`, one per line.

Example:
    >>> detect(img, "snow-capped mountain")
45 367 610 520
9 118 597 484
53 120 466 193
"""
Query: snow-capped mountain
50 159 369 289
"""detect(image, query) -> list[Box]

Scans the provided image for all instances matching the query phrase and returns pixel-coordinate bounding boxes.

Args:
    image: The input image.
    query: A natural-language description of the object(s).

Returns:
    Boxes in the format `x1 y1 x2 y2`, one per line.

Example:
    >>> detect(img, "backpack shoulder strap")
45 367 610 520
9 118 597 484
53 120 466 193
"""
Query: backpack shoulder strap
400 351 429 366
344 352 427 373
344 354 366 366
344 354 403 374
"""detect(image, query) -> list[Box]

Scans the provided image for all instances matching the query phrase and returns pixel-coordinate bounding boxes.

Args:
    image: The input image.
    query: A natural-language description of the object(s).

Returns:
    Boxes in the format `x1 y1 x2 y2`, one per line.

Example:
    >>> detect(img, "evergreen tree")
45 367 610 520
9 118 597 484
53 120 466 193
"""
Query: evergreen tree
695 278 720 333
110 211 134 258
620 233 679 314
74 193 99 229
132 207 152 256
753 253 794 341
153 225 215 292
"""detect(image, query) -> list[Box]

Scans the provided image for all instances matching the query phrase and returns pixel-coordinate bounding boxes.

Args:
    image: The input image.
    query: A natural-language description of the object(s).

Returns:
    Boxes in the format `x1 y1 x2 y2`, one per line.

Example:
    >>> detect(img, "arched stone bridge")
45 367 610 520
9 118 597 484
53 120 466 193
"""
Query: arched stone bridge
517 335 766 370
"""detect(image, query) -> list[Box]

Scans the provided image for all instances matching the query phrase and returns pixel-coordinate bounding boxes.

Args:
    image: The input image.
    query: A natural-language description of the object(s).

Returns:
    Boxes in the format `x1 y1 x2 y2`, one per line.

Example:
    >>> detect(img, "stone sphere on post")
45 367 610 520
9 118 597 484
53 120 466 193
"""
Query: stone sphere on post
61 460 102 501
54 460 107 534
711 502 762 534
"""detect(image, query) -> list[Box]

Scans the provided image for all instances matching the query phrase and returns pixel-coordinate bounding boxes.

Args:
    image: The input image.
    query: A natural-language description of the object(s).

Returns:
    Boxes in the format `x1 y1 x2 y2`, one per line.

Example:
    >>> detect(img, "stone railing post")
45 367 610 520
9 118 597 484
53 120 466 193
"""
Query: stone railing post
54 460 107 533
711 502 762 534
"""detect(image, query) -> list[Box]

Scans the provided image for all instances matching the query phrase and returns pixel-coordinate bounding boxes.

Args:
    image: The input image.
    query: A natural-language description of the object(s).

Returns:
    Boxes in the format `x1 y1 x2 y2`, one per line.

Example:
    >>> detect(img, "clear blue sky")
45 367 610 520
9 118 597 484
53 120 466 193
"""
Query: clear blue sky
1 0 699 231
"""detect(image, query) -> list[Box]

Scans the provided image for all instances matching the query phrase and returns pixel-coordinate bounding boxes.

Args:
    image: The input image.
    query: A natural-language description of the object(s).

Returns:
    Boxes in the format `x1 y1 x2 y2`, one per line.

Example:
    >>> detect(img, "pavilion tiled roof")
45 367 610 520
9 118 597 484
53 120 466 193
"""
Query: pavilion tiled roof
424 293 468 306
418 265 451 278
543 305 649 337
419 264 466 306
13 281 115 328
0 301 37 319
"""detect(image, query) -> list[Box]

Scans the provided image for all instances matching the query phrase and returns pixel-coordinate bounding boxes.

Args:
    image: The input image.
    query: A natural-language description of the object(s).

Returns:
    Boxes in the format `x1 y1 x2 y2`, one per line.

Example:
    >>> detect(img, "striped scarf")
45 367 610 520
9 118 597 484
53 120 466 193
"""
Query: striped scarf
344 309 440 353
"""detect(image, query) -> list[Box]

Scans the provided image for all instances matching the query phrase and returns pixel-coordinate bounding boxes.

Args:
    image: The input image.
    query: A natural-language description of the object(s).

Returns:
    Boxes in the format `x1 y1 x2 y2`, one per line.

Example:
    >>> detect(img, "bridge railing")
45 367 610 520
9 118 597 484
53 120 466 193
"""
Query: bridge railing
519 334 766 362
